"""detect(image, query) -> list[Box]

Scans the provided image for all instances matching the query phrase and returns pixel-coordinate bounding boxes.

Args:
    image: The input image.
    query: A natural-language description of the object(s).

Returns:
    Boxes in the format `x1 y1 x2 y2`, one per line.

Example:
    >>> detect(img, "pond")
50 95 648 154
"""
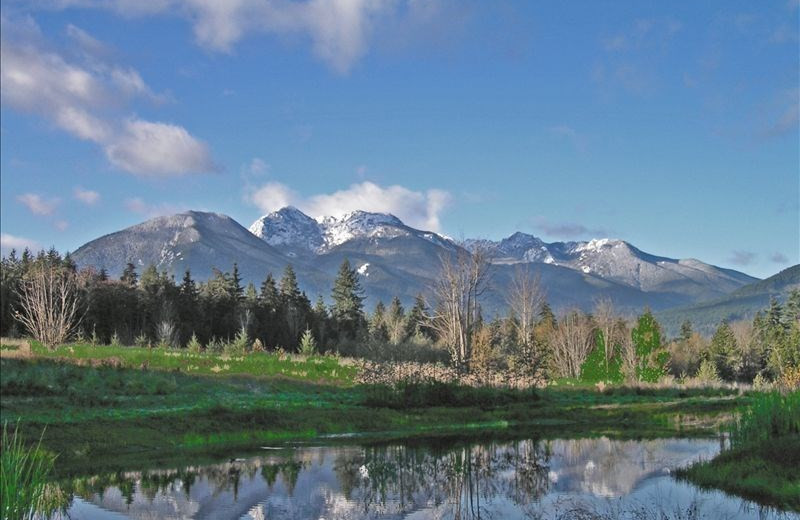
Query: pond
62 435 796 520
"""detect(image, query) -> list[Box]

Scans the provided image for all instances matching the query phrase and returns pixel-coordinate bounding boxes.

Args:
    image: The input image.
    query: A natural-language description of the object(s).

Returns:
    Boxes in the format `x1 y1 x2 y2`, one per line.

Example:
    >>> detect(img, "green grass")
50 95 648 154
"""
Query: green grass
1 423 62 520
29 341 357 385
0 341 756 479
678 391 800 512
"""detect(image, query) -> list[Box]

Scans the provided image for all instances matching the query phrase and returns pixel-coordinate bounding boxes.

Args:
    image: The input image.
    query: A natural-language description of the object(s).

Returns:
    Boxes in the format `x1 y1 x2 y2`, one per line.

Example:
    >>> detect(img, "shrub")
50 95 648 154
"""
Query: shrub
251 338 265 353
207 337 224 354
224 329 249 357
695 359 721 385
187 333 203 354
362 378 539 409
752 372 772 391
110 331 122 348
299 329 317 356
134 333 150 349
781 366 800 390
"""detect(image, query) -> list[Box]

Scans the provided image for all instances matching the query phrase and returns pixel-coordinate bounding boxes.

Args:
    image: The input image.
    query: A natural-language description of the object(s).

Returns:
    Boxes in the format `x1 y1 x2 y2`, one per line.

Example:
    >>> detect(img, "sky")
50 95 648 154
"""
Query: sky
0 0 798 279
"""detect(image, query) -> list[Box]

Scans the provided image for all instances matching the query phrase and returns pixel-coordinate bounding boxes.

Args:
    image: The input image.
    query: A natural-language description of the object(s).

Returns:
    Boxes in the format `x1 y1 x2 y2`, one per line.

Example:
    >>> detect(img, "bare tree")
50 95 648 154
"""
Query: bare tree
430 245 491 369
549 310 595 378
15 264 82 349
618 320 638 382
508 267 546 349
593 298 618 373
507 267 547 384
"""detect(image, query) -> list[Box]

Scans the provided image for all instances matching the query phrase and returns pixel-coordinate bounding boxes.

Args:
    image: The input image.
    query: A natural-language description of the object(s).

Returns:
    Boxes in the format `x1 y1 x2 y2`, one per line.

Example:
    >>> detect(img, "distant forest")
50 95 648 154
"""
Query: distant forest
2 247 798 385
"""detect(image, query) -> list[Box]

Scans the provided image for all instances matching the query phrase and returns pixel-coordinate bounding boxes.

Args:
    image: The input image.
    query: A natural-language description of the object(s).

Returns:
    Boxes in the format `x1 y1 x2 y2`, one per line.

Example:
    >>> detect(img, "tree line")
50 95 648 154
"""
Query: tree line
1 247 798 384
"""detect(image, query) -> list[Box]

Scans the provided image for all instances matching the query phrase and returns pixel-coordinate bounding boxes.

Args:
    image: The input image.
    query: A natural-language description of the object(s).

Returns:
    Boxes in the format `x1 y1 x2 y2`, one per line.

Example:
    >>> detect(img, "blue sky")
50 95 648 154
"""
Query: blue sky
1 0 797 279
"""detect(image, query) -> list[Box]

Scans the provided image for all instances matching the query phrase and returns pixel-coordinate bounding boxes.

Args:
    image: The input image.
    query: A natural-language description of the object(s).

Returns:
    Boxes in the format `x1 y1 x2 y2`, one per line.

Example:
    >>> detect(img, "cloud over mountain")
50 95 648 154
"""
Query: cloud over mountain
246 181 451 232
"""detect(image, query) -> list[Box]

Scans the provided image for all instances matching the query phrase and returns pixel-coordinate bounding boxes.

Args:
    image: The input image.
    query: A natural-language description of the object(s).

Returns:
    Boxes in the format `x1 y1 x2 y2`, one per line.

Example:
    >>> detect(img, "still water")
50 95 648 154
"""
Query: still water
65 436 797 519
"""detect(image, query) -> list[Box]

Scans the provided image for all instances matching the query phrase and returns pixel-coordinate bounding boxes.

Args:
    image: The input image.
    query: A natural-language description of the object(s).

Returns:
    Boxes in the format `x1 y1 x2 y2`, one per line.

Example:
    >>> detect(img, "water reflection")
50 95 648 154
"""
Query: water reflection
62 437 796 519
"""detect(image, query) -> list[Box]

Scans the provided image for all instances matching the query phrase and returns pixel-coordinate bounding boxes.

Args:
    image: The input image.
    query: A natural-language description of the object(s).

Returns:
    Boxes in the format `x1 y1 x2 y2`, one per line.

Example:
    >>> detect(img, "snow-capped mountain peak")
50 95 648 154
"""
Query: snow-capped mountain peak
250 207 436 252
249 206 324 251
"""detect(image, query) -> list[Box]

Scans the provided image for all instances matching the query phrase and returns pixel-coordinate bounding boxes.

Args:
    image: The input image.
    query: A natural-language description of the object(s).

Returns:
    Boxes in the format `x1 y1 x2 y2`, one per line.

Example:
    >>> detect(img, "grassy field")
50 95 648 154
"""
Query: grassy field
1 340 754 479
677 391 800 512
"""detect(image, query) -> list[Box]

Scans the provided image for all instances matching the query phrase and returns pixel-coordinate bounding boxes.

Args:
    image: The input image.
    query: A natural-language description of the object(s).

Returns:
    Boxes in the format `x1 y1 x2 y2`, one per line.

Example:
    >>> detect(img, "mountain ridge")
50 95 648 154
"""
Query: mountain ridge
69 208 761 316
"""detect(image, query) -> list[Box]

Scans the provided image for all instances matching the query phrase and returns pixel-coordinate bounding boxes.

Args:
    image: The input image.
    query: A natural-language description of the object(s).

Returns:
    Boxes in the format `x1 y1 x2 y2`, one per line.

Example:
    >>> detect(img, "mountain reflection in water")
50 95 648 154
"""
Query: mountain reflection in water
65 436 796 520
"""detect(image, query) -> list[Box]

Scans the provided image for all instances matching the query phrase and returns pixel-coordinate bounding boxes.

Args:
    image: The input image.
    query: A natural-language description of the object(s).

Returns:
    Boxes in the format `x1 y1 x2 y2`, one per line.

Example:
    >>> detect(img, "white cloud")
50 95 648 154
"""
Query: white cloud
246 180 452 232
74 186 100 205
247 182 298 214
54 220 70 231
36 0 441 74
66 23 111 58
17 193 59 216
0 17 215 176
124 197 187 218
1 233 41 255
106 119 216 176
248 157 269 175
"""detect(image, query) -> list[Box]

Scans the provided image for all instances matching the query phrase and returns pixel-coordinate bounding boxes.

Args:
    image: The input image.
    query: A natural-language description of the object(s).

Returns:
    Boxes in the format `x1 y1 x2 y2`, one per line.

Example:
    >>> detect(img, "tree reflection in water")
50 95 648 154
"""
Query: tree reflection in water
58 436 791 520
332 439 551 518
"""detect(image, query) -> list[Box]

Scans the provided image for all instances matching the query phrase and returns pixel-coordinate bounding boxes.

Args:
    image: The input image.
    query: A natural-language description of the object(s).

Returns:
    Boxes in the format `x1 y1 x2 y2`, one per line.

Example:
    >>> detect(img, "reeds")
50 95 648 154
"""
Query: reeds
730 390 800 448
1 422 56 520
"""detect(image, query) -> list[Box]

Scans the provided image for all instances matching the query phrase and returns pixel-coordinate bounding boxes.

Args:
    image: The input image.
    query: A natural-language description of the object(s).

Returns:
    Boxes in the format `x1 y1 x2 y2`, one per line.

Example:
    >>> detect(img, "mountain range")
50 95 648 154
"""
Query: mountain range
69 207 792 333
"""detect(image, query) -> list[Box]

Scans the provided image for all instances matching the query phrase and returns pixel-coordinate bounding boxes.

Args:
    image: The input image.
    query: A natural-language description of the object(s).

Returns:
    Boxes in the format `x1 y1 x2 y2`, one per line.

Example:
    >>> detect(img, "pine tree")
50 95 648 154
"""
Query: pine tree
369 301 389 342
313 295 329 349
386 296 406 344
539 302 557 328
280 265 305 346
232 262 244 300
405 294 429 339
121 262 138 287
259 272 282 348
299 328 317 355
177 269 200 345
330 259 365 341
679 320 693 343
709 321 740 381
260 273 280 309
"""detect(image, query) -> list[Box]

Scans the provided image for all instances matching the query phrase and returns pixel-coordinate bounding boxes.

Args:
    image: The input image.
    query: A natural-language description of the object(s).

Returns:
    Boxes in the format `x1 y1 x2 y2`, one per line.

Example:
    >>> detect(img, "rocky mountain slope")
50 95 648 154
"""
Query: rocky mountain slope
71 208 760 315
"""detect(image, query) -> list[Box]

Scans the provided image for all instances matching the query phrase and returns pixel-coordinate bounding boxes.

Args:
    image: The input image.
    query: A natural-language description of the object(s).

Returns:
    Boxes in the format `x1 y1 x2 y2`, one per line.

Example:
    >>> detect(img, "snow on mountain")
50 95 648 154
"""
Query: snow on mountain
468 233 757 300
249 208 455 253
72 211 293 283
69 207 760 316
249 206 324 251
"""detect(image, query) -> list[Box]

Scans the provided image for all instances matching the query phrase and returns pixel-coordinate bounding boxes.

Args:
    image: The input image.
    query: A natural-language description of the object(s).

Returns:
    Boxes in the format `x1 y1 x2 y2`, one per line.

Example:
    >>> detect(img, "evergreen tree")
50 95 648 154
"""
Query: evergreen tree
121 262 138 287
679 320 693 343
330 259 365 341
258 273 282 348
177 269 200 345
369 301 389 342
312 295 329 351
299 328 317 355
709 321 740 381
783 289 800 326
539 302 557 329
405 294 429 339
280 265 306 346
386 296 406 344
232 262 244 300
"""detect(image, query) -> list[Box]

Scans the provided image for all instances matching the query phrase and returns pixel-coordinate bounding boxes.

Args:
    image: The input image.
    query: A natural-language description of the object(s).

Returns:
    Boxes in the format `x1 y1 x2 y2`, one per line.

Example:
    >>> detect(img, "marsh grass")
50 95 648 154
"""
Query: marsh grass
28 341 357 385
729 390 799 448
678 390 800 511
1 423 59 520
